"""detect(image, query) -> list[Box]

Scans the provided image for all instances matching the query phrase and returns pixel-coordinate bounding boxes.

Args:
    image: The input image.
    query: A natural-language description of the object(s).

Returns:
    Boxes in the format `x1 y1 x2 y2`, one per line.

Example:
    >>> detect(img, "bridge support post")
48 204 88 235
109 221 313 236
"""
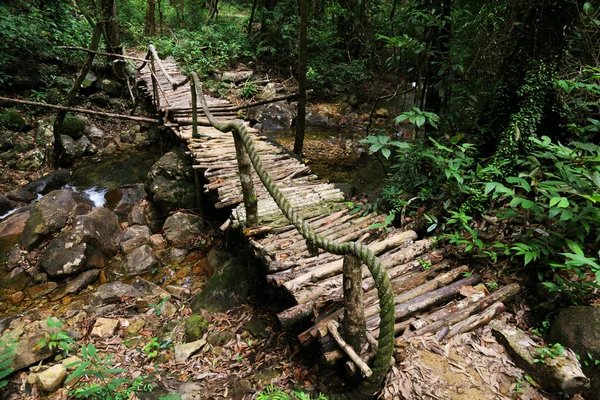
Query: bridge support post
232 131 258 227
343 253 366 356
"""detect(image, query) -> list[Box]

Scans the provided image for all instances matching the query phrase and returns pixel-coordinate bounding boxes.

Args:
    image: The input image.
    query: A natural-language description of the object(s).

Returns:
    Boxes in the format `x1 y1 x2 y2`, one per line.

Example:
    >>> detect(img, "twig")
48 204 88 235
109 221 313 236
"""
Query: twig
327 320 372 378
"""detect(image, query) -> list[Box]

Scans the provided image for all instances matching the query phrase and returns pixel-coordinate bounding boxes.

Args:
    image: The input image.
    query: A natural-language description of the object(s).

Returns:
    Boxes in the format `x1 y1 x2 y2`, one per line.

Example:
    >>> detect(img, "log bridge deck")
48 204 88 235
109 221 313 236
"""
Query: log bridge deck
136 53 519 372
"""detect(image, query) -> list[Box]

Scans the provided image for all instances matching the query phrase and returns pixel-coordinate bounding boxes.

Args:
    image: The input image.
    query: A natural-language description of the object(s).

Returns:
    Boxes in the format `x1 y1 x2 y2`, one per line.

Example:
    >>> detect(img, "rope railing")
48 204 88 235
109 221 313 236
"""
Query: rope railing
143 45 395 399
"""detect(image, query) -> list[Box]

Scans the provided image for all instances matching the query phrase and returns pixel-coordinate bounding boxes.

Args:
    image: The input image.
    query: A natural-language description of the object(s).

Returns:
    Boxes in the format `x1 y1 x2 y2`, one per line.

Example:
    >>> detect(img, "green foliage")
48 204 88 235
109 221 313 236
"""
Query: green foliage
534 343 565 364
149 296 170 317
240 81 258 99
395 107 440 132
576 352 600 367
142 337 161 360
38 318 76 355
256 384 327 400
0 334 17 390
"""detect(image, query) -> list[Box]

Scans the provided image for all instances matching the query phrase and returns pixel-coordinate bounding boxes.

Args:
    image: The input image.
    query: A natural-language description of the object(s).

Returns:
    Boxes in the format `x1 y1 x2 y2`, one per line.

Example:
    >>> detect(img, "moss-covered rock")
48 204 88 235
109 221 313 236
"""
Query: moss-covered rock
1 108 26 130
184 314 209 343
58 115 86 139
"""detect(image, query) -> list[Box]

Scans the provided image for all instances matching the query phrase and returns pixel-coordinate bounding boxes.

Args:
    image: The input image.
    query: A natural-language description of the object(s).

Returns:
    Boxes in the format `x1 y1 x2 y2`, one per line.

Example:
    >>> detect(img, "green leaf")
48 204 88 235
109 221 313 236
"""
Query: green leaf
415 115 426 127
381 147 391 159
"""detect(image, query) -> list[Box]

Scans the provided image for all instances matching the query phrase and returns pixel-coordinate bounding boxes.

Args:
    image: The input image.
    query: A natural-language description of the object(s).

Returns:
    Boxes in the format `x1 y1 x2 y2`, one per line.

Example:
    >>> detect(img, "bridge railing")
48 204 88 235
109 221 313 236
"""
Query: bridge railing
139 44 395 399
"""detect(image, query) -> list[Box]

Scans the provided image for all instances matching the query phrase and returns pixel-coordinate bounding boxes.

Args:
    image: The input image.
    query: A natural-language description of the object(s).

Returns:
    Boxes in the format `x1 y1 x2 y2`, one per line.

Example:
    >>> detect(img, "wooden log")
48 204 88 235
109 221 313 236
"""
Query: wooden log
491 319 590 395
399 283 520 339
410 291 486 331
444 301 506 339
326 321 372 378
343 254 365 353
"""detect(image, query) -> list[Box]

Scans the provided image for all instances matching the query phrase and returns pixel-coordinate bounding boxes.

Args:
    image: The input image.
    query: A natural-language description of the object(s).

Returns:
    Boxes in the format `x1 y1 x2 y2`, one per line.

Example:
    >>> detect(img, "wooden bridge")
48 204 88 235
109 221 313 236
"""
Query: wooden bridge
136 48 519 395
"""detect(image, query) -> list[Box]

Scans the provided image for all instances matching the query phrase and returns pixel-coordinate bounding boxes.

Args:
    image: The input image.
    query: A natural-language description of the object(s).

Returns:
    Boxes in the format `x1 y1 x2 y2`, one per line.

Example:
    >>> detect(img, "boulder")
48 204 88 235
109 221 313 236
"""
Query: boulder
163 212 204 244
127 203 146 226
81 71 97 89
184 315 209 343
146 150 196 213
86 125 105 139
23 169 71 195
0 208 32 264
20 190 92 250
549 306 600 399
9 332 54 372
16 148 44 170
174 339 206 362
0 195 17 215
105 184 147 220
74 136 92 156
256 82 278 100
89 281 142 306
217 70 253 83
0 108 27 130
190 255 251 313
6 188 37 203
60 135 77 164
97 78 122 96
53 270 100 300
117 225 151 254
39 238 87 277
37 364 67 393
246 101 297 131
70 207 120 256
57 115 86 139
124 245 158 276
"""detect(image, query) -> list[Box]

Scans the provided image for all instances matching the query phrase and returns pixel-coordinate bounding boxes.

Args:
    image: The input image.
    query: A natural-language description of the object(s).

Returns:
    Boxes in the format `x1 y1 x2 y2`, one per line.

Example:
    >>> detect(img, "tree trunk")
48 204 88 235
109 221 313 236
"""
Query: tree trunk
144 0 156 36
424 0 451 115
343 254 365 354
98 0 126 80
294 0 308 156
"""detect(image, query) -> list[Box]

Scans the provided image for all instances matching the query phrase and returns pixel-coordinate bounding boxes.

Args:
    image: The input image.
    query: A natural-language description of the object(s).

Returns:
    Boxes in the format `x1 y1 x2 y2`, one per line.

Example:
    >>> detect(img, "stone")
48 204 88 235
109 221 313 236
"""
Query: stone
60 135 77 164
25 282 58 299
117 225 151 254
9 291 24 304
7 188 37 203
134 132 149 146
70 207 120 256
91 317 120 338
127 203 147 226
39 239 87 277
306 111 329 127
206 330 235 347
124 245 158 276
57 115 86 139
0 208 32 258
256 82 278 100
81 71 97 89
184 314 209 343
217 70 253 83
549 306 600 399
53 270 100 299
244 316 269 339
131 276 170 301
37 364 67 393
163 212 204 244
89 281 142 306
347 93 359 106
74 136 92 156
86 125 105 139
20 189 92 250
23 169 71 196
146 150 196 213
120 132 134 143
0 134 15 151
166 285 190 299
97 78 123 96
62 356 82 371
190 255 251 313
10 332 54 372
126 317 145 335
105 184 147 220
16 148 45 171
158 247 188 265
1 108 27 130
174 339 206 362
374 107 389 118
149 233 166 249
206 249 235 275
0 194 17 215
247 101 297 131
144 201 164 233
34 119 55 148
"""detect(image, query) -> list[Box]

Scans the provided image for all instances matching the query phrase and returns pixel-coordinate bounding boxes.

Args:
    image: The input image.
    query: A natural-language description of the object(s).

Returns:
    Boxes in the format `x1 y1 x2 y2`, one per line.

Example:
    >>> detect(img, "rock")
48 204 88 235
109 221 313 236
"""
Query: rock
244 316 269 339
0 195 18 215
37 364 67 393
9 291 24 304
120 132 134 143
124 245 158 276
86 125 105 139
347 93 359 106
134 132 149 146
126 317 145 335
11 332 54 372
74 136 92 156
217 70 253 83
39 238 87 277
97 78 122 96
205 249 235 275
374 107 389 118
23 169 71 196
14 140 33 153
247 101 297 131
7 189 36 204
62 356 82 371
190 255 251 313
20 189 92 250
57 115 86 139
207 330 235 347
25 282 58 299
256 82 278 100
70 207 120 256
549 306 600 399
105 184 147 221
16 148 45 171
149 233 166 249
146 150 196 213
91 318 120 338
60 135 77 164
131 276 170 302
174 339 206 362
89 282 142 306
184 315 209 343
158 247 188 265
81 71 97 89
127 203 146 226
166 285 190 299
53 270 100 299
1 108 27 130
117 225 151 254
163 212 204 245
34 120 55 148
306 110 329 127
0 208 32 258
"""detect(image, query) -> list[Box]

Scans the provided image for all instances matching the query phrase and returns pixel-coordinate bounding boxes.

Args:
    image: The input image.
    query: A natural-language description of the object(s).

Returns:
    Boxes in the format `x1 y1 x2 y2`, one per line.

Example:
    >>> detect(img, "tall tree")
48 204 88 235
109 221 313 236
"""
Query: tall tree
144 0 156 36
294 0 308 156
98 0 127 80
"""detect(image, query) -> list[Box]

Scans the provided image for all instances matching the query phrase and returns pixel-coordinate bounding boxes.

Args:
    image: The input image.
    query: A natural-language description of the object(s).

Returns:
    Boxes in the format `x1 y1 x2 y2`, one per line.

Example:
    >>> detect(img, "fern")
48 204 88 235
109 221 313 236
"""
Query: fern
0 334 18 389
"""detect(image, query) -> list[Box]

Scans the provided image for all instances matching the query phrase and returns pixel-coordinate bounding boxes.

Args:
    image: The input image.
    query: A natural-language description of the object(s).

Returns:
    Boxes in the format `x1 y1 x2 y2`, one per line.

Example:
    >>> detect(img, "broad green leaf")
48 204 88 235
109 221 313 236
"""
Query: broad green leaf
381 147 391 159
415 115 426 127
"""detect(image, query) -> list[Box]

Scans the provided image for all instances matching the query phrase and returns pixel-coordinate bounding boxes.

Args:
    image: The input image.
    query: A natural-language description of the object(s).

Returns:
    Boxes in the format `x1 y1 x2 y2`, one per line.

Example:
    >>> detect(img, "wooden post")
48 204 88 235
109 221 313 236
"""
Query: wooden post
150 57 160 110
190 77 199 138
343 254 365 354
232 131 258 227
194 169 203 217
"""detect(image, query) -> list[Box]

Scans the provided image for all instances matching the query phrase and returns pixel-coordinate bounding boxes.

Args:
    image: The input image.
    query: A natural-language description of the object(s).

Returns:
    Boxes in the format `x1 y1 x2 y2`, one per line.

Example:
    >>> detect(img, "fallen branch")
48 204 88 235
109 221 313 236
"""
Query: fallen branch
58 46 149 62
0 96 160 123
327 320 372 378
169 90 313 113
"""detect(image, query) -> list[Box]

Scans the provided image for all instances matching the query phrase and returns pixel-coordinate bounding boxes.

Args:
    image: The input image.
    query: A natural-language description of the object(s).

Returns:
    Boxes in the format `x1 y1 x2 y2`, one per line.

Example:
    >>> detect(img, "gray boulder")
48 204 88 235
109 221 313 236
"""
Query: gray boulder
146 150 196 213
70 207 120 256
127 203 147 226
0 195 17 215
105 184 147 221
247 101 297 131
124 245 158 276
57 115 86 139
117 225 151 254
23 169 71 195
97 78 122 96
89 281 142 306
549 306 600 400
74 136 92 156
16 148 44 171
60 135 78 164
163 212 204 244
39 238 87 277
20 190 92 250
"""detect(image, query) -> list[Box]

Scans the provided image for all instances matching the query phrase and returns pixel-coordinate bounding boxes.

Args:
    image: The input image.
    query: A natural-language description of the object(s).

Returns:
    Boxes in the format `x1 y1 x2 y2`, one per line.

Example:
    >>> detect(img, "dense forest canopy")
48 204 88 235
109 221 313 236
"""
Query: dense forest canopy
1 0 600 301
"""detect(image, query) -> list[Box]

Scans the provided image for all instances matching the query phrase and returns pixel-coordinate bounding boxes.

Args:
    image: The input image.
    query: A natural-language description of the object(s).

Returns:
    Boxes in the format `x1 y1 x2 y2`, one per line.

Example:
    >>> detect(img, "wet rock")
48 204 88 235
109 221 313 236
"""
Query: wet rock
190 255 251 313
105 184 147 220
124 245 158 276
7 188 37 203
0 194 17 215
97 78 122 96
57 115 86 139
163 212 204 245
53 270 100 300
127 203 146 226
89 282 142 306
175 339 206 362
70 207 120 256
217 70 253 83
247 101 297 131
184 314 209 343
81 71 97 89
550 306 600 399
1 108 27 130
25 282 58 299
91 318 120 338
22 169 71 196
16 148 45 171
117 225 151 254
20 189 92 250
146 150 196 213
37 364 67 393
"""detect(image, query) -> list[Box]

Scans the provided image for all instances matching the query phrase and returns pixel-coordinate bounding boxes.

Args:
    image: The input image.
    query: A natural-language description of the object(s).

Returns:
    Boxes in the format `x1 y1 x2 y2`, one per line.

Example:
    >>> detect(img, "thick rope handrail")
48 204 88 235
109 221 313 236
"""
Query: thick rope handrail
146 50 395 399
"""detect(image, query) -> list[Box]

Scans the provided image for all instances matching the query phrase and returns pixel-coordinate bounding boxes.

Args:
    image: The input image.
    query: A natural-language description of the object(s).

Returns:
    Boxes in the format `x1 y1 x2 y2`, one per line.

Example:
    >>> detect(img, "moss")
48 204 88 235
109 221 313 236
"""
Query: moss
184 314 209 343
1 108 26 130
58 115 86 139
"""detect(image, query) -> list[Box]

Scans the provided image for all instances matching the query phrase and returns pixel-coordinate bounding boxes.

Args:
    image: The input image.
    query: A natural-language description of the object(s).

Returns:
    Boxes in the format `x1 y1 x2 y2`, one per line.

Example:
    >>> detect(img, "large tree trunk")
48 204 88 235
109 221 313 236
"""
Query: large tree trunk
424 0 451 116
294 0 308 156
98 0 126 80
144 0 156 36
336 0 369 59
